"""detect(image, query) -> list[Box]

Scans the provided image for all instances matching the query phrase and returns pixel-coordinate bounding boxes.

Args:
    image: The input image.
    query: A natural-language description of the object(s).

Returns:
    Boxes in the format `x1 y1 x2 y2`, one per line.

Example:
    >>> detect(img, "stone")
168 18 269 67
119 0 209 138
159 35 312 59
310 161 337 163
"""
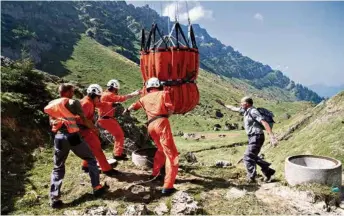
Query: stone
215 110 224 118
123 204 149 215
215 160 232 168
154 203 169 215
185 152 198 163
170 191 201 215
64 210 81 215
282 113 291 120
214 124 221 129
83 206 118 216
130 185 146 194
225 188 247 200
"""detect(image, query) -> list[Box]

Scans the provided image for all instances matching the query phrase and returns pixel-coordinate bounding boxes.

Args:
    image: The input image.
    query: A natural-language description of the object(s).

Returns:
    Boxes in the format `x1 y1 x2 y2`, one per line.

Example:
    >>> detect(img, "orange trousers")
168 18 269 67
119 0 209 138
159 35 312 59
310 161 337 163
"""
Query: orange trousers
149 118 179 189
80 129 112 171
97 118 125 156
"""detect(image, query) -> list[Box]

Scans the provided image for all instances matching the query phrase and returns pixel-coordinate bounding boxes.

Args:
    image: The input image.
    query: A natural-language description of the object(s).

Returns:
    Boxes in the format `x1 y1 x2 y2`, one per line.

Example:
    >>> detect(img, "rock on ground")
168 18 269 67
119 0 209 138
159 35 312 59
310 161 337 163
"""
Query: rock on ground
64 210 81 215
185 152 198 163
225 187 247 200
255 183 344 215
82 206 118 216
215 160 232 168
123 204 149 215
154 203 169 215
170 191 201 215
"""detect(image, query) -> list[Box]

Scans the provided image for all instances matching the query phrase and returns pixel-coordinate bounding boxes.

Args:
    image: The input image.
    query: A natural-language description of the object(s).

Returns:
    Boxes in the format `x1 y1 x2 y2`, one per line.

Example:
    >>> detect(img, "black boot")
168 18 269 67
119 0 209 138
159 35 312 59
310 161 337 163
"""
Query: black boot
162 188 177 196
263 169 276 183
81 166 89 173
103 169 120 177
93 184 109 197
50 199 64 209
113 153 129 161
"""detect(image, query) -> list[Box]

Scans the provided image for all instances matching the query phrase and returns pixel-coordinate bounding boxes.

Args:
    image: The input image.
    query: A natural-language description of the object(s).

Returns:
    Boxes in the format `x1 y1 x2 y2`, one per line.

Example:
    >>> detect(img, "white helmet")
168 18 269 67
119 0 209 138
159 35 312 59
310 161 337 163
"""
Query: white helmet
146 77 161 89
107 79 120 89
87 84 103 96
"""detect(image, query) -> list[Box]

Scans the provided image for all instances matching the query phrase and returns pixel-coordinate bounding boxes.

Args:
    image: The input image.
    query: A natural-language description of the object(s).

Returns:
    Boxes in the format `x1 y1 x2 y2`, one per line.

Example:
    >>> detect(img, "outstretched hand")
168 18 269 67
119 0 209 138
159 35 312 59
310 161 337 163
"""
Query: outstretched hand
270 135 278 147
131 90 141 97
215 99 225 107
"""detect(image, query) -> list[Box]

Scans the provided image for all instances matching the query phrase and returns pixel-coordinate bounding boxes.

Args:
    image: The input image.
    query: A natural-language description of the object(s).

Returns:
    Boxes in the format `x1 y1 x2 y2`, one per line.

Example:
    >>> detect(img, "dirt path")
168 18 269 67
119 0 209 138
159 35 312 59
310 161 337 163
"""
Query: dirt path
255 182 344 215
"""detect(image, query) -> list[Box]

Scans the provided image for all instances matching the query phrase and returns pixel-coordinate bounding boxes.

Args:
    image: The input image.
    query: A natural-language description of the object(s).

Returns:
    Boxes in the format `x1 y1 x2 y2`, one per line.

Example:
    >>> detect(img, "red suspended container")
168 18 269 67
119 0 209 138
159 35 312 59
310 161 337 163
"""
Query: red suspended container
140 22 200 114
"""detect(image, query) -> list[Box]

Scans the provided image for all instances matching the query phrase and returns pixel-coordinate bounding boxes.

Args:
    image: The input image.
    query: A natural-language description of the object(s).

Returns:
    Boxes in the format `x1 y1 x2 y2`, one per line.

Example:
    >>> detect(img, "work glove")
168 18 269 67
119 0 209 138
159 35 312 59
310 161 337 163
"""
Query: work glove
270 135 278 147
130 90 141 97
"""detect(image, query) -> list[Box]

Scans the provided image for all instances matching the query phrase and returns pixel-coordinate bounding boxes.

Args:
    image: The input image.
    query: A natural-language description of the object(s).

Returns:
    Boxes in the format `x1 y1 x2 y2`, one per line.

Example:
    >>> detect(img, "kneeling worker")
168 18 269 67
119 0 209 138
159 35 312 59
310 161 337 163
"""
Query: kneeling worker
125 77 178 195
78 84 119 176
44 83 107 209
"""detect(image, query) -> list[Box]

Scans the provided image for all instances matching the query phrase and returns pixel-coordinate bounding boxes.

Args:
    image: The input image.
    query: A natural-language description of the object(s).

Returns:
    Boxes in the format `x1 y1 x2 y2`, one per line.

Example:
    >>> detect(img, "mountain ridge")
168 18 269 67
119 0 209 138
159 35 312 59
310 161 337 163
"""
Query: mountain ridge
1 1 322 103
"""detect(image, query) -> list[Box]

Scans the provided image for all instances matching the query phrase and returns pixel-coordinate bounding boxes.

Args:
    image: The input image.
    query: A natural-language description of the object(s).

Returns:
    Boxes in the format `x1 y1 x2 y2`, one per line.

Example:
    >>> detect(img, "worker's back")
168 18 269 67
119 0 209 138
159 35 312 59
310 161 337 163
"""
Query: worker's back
139 91 172 121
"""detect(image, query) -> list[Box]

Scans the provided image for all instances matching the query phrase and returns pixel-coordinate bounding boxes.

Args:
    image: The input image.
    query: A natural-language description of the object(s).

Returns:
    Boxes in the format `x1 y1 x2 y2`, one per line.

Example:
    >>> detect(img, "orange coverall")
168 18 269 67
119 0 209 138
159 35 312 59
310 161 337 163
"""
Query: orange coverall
131 90 178 189
78 96 112 171
98 90 126 156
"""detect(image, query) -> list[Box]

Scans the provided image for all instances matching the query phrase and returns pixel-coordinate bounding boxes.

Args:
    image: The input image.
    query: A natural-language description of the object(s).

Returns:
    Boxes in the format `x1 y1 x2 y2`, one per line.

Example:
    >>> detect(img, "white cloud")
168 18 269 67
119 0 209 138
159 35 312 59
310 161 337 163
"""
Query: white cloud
162 2 213 23
284 66 289 71
254 13 264 22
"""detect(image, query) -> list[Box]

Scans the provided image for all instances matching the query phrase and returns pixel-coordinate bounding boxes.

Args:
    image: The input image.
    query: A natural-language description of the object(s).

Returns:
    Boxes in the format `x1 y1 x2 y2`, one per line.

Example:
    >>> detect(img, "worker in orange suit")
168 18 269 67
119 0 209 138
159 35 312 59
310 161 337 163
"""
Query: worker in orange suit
78 84 119 177
98 79 140 160
125 77 178 196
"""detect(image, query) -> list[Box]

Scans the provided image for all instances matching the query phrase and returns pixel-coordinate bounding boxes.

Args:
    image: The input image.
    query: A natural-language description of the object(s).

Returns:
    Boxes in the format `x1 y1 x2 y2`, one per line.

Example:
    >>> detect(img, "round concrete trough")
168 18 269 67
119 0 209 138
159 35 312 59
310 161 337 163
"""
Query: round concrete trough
285 155 342 188
132 147 157 168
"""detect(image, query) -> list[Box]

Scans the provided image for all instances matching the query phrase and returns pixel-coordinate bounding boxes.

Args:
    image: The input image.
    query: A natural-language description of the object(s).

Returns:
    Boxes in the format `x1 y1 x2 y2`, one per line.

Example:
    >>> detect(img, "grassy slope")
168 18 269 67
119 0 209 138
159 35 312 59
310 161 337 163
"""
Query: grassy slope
63 35 312 132
266 91 344 175
5 36 342 215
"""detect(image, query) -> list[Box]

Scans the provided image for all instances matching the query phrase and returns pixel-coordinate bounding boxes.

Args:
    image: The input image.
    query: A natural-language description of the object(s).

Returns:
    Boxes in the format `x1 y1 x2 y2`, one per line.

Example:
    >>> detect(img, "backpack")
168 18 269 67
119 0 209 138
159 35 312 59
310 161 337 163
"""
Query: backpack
248 107 275 129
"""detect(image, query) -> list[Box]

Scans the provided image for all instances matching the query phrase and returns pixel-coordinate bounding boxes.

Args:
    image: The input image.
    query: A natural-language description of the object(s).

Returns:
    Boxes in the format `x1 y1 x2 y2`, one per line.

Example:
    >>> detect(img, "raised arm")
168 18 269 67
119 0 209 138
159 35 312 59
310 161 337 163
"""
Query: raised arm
215 99 241 112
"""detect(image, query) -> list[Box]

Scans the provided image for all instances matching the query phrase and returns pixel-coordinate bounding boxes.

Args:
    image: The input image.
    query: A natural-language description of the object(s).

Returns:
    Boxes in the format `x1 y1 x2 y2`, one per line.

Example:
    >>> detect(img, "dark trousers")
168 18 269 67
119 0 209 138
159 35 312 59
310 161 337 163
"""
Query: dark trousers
243 134 271 179
50 132 100 200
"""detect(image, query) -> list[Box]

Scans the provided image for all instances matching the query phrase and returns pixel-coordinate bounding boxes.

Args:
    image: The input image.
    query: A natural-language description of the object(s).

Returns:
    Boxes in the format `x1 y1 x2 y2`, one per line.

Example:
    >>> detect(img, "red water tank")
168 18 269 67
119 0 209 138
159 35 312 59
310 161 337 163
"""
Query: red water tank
139 22 200 114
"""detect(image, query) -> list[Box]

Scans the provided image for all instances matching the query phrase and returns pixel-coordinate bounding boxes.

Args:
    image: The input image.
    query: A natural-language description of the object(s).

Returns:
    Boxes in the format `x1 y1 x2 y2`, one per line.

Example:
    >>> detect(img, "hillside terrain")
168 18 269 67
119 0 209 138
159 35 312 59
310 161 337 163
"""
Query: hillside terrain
1 1 342 215
1 1 322 103
266 91 344 173
1 42 342 215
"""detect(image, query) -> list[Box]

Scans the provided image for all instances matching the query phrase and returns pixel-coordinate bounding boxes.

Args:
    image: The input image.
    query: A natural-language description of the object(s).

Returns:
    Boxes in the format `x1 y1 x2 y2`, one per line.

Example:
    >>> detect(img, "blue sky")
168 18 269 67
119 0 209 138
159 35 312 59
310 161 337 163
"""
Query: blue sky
129 1 344 87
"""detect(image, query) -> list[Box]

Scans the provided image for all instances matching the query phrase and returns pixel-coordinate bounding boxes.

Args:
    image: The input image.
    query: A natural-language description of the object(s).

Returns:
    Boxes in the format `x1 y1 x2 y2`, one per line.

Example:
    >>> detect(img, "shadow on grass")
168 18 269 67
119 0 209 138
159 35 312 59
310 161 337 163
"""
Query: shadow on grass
65 186 165 208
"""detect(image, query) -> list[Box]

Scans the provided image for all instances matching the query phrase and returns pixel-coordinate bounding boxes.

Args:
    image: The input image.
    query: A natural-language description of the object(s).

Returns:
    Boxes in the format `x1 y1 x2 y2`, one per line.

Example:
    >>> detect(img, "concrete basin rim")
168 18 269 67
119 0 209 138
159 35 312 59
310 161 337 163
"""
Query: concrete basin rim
285 154 342 170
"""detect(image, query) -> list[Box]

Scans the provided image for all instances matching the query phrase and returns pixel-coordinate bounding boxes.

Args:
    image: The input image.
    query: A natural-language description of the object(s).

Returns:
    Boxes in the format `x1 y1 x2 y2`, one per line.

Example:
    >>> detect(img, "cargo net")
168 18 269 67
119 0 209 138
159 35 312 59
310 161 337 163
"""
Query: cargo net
140 22 200 114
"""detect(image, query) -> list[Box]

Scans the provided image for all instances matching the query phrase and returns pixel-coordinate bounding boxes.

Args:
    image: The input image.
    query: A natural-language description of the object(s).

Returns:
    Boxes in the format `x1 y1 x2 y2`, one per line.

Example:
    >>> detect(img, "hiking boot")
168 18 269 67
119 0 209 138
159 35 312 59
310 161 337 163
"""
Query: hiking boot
93 184 109 197
263 169 276 183
81 166 89 173
113 153 129 161
103 169 120 177
50 199 64 209
162 188 177 196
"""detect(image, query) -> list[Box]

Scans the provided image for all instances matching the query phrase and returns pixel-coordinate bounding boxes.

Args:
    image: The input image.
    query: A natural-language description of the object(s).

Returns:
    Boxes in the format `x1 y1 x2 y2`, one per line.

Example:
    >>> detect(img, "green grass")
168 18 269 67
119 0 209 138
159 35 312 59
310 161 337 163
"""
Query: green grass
266 91 344 176
8 131 249 215
4 35 342 215
61 35 313 133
